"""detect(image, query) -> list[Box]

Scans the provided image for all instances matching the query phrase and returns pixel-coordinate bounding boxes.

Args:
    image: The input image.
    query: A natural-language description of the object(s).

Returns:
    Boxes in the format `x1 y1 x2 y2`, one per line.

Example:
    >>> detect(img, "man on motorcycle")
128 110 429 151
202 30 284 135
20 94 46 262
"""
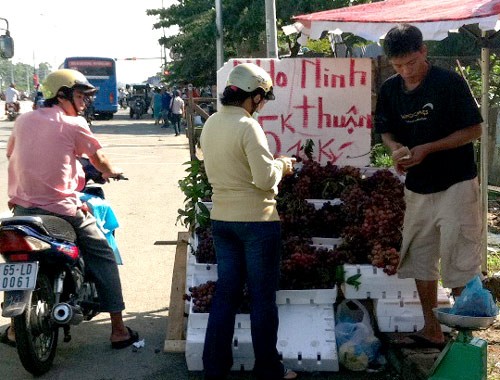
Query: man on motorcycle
3 69 139 349
5 82 20 114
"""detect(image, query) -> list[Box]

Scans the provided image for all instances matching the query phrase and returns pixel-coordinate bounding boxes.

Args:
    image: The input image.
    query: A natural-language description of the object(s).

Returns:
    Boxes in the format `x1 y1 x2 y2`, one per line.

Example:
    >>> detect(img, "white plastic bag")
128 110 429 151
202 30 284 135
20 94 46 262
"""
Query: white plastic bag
335 299 382 371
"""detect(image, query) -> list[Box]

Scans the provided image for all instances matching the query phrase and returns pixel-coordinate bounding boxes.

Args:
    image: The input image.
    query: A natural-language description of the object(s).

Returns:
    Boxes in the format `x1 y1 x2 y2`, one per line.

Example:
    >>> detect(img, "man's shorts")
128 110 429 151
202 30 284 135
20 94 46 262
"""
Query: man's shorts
397 178 482 289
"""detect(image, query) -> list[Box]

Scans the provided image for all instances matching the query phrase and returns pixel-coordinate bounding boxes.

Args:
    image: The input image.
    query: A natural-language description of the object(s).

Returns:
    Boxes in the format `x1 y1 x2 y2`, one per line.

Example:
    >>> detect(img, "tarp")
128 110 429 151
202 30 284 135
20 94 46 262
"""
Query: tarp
285 0 500 42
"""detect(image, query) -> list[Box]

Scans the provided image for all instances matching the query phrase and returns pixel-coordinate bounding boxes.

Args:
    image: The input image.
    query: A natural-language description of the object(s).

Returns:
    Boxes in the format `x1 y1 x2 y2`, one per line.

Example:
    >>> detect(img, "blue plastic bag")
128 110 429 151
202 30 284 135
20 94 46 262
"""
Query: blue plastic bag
335 300 383 371
450 275 499 317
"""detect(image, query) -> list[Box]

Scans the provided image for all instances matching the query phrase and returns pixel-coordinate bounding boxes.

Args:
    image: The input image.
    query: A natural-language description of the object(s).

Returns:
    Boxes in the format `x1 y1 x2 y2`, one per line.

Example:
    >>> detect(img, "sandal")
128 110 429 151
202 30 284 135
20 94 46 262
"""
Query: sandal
0 326 16 348
111 326 139 349
283 369 297 380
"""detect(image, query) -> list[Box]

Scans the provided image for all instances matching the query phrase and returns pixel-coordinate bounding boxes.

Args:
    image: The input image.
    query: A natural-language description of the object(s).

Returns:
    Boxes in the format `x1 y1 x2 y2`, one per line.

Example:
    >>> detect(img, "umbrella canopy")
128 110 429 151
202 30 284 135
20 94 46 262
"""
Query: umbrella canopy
287 0 500 42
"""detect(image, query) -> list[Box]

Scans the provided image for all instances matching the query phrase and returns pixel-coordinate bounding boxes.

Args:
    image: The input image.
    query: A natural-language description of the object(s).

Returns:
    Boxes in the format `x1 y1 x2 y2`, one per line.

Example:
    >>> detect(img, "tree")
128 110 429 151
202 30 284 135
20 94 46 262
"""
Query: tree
0 60 51 94
147 0 375 86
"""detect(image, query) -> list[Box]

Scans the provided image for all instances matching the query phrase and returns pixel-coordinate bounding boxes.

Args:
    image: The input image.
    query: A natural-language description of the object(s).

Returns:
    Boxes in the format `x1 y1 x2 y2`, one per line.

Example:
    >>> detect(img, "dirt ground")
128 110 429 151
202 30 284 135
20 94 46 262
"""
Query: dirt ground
478 201 500 379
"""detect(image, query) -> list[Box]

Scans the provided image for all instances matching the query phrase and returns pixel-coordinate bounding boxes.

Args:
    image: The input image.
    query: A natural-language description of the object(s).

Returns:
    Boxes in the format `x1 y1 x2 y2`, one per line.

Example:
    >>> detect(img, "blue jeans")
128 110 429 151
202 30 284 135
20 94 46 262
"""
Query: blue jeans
202 220 284 380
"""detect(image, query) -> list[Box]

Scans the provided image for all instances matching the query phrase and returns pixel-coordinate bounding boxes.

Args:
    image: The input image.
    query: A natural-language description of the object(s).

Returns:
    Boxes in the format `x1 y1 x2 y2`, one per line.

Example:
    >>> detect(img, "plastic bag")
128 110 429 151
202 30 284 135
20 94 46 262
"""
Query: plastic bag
450 275 499 317
335 300 382 371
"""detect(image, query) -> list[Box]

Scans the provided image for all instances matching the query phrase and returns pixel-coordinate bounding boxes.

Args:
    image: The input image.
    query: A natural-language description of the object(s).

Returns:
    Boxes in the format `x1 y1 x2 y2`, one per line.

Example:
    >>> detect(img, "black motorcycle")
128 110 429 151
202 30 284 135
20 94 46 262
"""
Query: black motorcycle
6 102 18 121
0 163 126 376
129 97 146 120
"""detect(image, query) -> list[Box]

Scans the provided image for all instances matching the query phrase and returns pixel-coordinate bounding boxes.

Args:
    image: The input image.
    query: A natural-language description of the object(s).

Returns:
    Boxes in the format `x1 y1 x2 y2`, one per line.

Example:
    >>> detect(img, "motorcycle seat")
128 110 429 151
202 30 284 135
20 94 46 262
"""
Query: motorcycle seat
1 215 77 243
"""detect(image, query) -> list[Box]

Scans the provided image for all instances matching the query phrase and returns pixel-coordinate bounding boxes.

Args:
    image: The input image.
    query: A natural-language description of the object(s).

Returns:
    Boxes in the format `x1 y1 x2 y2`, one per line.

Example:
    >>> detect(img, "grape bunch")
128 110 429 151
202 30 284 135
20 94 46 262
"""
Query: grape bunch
287 161 363 200
337 168 405 274
194 226 216 264
185 280 216 313
368 243 400 275
280 238 342 289
308 202 345 238
184 280 252 313
277 196 317 239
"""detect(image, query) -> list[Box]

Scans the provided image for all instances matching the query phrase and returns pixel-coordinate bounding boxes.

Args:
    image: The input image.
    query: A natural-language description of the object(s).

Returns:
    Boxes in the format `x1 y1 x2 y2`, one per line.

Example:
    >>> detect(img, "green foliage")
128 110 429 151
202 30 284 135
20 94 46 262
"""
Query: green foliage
370 143 393 168
0 60 52 93
177 160 213 231
455 53 500 108
147 0 374 85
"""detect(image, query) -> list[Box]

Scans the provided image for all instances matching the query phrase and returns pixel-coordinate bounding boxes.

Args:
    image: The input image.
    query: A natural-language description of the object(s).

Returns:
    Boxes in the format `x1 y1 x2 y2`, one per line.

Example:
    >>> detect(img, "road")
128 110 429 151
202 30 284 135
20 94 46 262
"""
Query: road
0 102 401 380
0 103 194 379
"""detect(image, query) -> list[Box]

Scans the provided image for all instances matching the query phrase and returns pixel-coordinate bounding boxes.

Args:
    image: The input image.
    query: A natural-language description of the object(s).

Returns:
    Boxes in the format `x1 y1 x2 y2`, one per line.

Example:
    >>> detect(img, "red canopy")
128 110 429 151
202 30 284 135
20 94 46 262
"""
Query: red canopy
286 0 500 42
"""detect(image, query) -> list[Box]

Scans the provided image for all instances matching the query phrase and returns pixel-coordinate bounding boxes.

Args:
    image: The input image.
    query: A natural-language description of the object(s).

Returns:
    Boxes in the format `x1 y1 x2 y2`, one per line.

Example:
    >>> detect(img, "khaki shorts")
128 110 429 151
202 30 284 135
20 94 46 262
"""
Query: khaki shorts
397 178 482 289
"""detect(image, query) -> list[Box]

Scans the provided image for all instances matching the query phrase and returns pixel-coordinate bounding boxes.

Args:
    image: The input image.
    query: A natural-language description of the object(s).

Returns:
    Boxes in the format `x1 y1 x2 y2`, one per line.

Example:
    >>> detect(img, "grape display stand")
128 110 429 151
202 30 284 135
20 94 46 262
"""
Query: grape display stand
185 258 339 372
186 302 339 372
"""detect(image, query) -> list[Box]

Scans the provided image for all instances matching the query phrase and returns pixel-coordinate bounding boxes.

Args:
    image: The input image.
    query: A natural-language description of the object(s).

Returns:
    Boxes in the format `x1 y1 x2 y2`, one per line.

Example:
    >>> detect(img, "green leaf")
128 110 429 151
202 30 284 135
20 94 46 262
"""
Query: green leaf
345 273 362 291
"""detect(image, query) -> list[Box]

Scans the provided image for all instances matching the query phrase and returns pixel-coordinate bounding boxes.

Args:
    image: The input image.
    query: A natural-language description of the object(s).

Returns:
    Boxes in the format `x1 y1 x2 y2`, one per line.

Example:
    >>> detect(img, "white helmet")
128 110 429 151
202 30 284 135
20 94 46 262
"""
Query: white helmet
226 63 275 100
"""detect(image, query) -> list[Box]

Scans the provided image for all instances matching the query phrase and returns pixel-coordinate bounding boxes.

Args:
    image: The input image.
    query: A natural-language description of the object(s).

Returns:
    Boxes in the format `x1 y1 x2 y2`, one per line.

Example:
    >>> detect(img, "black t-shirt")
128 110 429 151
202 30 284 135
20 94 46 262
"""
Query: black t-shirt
374 65 483 194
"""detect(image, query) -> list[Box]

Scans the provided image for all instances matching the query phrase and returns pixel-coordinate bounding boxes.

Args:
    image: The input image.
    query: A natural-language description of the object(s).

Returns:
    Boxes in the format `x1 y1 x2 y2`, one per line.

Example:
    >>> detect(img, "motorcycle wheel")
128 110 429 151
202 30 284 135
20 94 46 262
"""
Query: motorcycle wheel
14 272 58 376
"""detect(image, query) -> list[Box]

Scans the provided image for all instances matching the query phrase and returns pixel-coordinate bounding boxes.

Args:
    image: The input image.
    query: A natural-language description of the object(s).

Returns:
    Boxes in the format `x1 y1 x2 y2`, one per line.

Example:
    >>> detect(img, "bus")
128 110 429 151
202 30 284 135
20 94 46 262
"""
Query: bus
61 57 118 119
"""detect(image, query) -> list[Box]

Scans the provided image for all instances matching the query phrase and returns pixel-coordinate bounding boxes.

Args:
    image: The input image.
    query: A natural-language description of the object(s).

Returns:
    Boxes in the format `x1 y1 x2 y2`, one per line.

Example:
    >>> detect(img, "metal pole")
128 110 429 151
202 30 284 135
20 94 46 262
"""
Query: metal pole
265 0 278 58
26 66 30 94
215 0 224 70
480 32 490 272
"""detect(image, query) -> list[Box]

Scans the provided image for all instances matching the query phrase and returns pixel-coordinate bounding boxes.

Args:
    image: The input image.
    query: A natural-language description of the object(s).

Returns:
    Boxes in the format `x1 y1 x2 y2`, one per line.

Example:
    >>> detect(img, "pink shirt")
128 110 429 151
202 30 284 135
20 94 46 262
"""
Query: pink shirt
7 105 102 216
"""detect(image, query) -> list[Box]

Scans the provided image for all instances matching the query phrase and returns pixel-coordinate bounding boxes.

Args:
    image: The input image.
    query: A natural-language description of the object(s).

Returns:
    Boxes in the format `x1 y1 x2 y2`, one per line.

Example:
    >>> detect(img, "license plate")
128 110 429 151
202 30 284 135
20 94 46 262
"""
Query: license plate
0 262 39 291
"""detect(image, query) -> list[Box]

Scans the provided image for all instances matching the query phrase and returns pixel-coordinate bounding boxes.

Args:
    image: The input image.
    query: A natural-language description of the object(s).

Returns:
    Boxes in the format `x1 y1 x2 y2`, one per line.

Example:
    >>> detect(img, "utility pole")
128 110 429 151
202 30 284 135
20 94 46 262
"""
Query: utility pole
265 0 278 58
215 0 224 70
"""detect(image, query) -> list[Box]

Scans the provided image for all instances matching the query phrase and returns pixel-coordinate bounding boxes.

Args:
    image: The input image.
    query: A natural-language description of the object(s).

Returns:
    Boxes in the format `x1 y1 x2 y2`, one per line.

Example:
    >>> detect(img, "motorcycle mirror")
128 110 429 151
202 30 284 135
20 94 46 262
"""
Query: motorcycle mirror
0 34 14 59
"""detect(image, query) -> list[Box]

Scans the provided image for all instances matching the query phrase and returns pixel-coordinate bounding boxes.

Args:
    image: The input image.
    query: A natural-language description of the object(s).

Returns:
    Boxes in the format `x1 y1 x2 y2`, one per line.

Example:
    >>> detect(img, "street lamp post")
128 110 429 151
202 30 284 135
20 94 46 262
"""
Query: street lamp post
215 0 224 70
265 0 278 58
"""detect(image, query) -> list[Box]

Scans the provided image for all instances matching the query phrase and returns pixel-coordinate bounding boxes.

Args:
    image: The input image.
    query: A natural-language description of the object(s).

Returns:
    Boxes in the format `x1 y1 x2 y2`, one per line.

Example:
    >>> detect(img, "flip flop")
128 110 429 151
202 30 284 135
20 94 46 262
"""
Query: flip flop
0 326 16 348
283 368 297 380
407 333 446 350
111 326 139 349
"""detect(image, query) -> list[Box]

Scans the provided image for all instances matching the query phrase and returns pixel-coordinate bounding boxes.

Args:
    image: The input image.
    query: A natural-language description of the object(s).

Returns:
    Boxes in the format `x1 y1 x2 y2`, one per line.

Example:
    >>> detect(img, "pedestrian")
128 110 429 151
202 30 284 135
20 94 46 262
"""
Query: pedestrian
200 63 297 380
161 87 172 128
152 87 163 125
5 82 20 114
1 69 139 349
374 24 483 348
170 90 185 136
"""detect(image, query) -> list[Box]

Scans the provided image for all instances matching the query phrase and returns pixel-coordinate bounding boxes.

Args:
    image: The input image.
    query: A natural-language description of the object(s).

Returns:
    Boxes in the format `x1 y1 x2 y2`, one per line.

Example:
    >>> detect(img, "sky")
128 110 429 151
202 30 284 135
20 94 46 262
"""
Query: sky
1 0 178 84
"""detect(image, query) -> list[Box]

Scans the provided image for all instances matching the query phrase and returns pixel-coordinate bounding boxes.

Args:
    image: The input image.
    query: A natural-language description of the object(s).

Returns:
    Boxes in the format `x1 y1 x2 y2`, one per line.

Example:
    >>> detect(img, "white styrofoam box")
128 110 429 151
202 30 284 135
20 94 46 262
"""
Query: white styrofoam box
187 300 251 330
342 264 418 299
306 199 343 210
185 327 255 371
374 287 452 333
311 237 343 249
278 304 339 372
276 287 337 305
186 304 339 372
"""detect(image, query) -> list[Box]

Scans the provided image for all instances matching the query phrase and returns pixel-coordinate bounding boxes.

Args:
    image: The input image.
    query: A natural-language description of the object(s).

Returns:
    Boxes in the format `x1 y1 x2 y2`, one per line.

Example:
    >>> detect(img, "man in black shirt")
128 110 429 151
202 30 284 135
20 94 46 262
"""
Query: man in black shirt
375 24 483 348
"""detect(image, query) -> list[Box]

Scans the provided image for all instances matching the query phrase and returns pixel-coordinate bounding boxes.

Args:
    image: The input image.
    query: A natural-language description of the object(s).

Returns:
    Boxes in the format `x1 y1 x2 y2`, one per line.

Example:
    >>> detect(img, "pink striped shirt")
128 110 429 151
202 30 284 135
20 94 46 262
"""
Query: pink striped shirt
7 105 102 216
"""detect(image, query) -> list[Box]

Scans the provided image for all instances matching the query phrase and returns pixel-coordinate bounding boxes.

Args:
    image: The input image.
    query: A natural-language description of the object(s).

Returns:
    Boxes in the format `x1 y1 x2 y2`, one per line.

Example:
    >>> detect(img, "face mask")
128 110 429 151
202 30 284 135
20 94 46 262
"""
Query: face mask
252 111 259 121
